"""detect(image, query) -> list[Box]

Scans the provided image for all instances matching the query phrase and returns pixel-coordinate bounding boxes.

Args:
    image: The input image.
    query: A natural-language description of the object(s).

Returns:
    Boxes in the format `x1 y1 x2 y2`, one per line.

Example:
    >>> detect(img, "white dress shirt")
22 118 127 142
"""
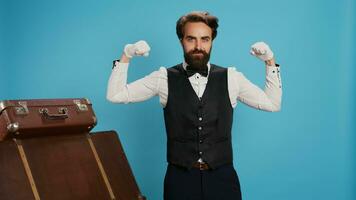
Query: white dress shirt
107 61 282 112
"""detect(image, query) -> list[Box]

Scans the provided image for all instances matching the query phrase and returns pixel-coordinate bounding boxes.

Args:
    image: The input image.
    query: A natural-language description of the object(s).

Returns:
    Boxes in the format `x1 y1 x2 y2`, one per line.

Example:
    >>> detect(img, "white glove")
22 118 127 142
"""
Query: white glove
250 42 274 61
124 40 151 58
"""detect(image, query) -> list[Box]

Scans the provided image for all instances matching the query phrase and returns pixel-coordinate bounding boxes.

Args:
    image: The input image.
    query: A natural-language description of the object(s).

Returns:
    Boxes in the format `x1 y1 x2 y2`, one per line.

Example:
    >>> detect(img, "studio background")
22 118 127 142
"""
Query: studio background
1 0 355 199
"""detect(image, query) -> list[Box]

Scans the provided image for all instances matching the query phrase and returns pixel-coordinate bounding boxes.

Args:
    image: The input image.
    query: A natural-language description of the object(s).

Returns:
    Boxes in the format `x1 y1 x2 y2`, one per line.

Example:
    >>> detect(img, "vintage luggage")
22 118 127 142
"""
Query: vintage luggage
0 98 146 200
0 98 97 141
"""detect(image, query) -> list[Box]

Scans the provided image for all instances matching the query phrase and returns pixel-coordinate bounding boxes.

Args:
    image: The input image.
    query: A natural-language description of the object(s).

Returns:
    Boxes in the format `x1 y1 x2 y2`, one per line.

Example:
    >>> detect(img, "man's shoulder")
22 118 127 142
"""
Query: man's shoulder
211 63 228 73
166 63 183 73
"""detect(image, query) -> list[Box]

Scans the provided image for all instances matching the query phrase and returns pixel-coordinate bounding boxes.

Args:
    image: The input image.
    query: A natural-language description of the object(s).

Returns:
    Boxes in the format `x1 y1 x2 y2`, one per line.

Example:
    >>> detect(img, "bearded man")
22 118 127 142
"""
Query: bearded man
107 11 282 200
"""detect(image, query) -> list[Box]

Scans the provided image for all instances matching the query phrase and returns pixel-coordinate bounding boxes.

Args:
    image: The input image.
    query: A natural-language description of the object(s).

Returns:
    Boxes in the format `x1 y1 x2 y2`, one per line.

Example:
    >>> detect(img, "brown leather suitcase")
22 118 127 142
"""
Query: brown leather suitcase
0 98 97 141
0 98 146 200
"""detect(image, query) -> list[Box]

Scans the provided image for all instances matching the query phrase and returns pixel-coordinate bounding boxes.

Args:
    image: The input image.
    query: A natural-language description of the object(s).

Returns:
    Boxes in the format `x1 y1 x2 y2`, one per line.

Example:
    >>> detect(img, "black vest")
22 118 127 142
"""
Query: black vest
164 63 234 169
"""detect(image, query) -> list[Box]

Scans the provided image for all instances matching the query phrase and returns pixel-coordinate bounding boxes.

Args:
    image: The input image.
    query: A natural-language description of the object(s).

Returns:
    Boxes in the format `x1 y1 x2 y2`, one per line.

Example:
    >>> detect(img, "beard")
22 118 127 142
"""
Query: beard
184 47 211 70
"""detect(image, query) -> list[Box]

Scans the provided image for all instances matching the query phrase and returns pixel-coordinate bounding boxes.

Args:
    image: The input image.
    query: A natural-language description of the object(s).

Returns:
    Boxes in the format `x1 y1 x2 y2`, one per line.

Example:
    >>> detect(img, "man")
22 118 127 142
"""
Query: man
107 11 282 200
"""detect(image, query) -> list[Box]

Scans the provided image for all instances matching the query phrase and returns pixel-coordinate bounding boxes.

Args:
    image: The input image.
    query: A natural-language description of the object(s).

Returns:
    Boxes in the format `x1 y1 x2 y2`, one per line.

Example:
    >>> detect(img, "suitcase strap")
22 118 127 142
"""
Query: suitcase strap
15 139 41 200
87 136 116 200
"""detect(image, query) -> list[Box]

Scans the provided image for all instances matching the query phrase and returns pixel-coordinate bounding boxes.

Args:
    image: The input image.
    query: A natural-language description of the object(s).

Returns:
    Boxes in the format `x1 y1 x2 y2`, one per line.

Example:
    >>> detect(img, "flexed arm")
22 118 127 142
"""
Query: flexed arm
106 40 163 104
233 42 282 112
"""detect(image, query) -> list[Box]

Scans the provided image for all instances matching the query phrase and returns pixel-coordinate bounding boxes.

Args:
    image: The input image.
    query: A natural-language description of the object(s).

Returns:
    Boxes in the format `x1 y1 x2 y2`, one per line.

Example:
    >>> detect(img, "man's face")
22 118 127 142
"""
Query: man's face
181 22 213 70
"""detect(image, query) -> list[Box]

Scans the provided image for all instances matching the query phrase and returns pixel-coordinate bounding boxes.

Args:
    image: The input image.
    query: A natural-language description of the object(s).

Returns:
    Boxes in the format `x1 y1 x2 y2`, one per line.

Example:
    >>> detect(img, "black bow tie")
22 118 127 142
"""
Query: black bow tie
185 66 208 77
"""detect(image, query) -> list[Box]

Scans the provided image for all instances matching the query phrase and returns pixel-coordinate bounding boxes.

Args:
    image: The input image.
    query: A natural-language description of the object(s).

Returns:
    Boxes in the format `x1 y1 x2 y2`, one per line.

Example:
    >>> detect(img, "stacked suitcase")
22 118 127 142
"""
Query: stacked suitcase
0 98 146 200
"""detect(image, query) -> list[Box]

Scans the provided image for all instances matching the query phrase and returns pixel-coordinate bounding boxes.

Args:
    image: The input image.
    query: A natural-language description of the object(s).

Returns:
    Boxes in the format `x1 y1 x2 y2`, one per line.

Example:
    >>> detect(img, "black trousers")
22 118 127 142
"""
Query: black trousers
164 163 242 200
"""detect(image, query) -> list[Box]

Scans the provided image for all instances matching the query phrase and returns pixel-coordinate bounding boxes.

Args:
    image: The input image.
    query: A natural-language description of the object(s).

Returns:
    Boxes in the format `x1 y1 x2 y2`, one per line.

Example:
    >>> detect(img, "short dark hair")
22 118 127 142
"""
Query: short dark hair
176 11 219 40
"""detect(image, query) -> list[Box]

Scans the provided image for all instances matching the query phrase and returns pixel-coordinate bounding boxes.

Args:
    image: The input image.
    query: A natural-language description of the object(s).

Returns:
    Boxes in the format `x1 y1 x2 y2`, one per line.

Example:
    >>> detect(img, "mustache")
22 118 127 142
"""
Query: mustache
188 49 207 55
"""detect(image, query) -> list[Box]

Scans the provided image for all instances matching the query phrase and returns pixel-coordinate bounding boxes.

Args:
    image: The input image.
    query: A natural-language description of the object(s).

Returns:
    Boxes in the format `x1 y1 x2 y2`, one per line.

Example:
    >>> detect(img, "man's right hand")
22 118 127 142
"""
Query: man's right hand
124 40 151 58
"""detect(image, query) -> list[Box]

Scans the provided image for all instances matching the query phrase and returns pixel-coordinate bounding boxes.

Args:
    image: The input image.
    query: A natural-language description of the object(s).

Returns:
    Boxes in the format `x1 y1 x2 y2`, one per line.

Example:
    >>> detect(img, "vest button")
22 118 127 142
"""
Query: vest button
199 151 203 155
199 140 203 143
198 117 202 121
198 126 202 130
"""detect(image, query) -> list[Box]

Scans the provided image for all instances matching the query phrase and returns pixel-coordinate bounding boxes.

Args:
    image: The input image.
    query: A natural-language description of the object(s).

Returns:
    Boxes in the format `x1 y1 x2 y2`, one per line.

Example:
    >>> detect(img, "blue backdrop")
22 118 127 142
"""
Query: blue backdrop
1 0 355 199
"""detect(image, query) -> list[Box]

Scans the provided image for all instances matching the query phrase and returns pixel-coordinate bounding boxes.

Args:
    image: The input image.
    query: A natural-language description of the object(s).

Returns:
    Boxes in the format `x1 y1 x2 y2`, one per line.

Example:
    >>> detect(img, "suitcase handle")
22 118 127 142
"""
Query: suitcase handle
39 108 68 120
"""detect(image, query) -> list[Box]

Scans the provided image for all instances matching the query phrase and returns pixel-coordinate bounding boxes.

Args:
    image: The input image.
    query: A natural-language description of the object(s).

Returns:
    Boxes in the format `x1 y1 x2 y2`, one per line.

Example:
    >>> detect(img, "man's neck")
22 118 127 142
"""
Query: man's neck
183 60 211 72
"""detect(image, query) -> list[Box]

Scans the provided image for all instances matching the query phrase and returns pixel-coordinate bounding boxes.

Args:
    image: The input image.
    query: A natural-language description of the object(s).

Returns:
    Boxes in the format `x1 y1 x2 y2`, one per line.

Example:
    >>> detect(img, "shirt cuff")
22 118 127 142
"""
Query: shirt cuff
266 64 280 75
112 60 129 72
266 64 282 88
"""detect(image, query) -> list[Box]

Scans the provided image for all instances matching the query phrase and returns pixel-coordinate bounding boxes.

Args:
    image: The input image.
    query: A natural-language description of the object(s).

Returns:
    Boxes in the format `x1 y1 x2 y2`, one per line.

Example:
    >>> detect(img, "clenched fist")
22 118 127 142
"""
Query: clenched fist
124 40 151 58
250 42 274 61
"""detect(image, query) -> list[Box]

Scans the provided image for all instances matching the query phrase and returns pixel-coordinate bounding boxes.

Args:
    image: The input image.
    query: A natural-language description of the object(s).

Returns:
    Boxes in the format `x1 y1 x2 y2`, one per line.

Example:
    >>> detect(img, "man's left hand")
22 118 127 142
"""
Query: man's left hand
250 42 274 62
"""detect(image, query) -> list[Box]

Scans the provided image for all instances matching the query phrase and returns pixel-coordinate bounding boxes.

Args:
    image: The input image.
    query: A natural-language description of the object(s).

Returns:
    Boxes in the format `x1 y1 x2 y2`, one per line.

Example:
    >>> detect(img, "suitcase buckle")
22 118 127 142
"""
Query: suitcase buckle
74 100 88 112
15 101 29 115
